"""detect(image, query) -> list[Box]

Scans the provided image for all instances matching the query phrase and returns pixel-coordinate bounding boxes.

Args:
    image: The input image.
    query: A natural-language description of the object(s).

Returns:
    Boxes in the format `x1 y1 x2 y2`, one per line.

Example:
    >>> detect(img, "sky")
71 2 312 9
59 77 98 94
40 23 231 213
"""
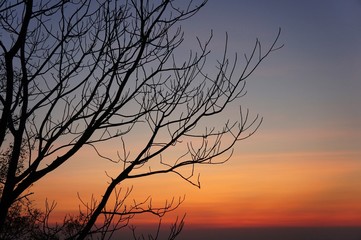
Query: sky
31 0 361 239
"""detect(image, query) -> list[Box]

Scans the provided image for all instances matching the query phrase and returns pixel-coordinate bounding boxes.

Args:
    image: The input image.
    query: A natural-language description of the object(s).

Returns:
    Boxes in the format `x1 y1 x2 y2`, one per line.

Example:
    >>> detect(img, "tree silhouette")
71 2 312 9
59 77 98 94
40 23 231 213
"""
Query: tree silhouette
0 0 282 239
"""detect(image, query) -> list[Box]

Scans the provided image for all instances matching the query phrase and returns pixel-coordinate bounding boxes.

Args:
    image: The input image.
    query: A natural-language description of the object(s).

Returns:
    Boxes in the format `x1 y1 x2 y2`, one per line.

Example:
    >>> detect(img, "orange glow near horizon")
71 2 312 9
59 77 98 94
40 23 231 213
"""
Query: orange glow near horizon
32 148 361 228
179 151 361 228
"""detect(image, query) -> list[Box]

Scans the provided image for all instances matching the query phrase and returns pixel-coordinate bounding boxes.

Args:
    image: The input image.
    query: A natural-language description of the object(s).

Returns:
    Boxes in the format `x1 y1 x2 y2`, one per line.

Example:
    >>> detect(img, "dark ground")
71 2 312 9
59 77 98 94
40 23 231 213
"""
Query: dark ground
114 226 361 240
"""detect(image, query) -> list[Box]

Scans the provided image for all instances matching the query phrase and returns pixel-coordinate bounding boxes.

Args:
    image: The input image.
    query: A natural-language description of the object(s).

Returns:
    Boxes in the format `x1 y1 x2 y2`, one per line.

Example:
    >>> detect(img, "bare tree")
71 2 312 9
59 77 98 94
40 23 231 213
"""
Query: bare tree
0 0 282 239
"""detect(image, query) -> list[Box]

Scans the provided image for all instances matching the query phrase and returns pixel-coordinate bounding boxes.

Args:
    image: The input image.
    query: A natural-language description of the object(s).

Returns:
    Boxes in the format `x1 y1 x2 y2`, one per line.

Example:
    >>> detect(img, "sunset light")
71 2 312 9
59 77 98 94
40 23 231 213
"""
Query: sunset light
1 0 360 239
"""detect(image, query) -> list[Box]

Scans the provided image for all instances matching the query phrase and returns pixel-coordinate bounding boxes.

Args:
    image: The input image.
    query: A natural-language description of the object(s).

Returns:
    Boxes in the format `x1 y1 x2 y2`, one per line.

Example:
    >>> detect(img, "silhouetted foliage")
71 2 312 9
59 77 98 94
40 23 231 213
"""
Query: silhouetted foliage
0 0 281 239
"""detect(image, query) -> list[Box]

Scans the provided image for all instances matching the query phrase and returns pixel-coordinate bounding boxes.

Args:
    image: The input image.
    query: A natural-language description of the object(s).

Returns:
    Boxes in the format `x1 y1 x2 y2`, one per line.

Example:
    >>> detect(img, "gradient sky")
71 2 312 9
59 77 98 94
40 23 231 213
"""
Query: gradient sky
32 0 361 239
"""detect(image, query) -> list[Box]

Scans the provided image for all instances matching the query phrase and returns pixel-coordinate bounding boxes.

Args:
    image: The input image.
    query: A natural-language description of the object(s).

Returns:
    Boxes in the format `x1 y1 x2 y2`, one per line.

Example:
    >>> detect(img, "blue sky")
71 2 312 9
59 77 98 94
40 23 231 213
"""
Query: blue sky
182 0 361 154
